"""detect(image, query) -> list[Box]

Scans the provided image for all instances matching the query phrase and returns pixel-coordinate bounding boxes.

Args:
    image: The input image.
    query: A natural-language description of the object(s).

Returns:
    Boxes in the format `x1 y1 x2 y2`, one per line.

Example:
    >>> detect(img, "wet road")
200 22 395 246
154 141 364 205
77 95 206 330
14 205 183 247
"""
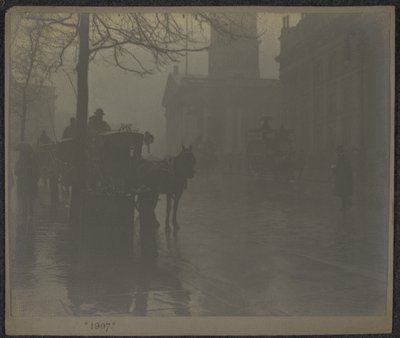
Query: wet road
10 174 388 317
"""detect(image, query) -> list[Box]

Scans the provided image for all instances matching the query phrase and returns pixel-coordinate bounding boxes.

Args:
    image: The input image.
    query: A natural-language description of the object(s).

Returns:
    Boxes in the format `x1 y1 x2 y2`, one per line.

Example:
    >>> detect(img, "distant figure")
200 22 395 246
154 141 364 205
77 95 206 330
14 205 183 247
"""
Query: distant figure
332 145 353 212
37 130 52 146
87 108 111 137
62 117 76 139
14 143 40 227
143 131 155 154
260 115 272 132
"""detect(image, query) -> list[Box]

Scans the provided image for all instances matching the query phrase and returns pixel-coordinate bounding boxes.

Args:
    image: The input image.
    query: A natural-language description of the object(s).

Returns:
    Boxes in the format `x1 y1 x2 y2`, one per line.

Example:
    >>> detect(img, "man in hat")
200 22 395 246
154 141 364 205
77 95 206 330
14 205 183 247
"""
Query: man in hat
87 108 111 137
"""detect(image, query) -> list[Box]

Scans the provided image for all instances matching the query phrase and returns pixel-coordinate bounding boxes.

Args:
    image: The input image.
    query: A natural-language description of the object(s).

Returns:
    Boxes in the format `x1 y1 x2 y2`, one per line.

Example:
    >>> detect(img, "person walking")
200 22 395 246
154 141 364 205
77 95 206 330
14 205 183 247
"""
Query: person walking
332 145 354 212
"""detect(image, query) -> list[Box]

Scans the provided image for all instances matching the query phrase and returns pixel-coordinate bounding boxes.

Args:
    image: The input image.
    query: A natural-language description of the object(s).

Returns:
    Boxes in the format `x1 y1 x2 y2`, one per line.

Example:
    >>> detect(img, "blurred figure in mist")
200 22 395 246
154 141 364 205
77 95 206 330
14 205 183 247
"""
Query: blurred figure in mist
37 130 52 146
14 143 40 229
332 145 353 212
62 117 76 139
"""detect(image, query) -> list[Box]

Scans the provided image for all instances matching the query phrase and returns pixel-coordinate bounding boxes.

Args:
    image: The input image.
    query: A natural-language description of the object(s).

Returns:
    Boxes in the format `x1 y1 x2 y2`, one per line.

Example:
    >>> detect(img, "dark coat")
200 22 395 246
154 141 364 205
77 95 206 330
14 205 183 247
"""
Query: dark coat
333 153 353 197
88 117 111 136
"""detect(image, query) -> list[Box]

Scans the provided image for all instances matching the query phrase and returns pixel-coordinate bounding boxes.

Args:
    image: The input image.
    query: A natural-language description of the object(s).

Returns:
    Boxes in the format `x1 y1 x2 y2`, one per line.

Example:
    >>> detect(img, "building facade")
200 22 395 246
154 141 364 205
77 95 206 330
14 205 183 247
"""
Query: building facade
276 13 390 188
163 14 281 162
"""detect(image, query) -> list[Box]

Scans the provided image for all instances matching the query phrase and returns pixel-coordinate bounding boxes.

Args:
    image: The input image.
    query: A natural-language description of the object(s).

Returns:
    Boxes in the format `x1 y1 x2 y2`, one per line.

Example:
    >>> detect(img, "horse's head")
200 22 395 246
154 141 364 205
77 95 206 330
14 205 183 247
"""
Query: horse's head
174 145 196 179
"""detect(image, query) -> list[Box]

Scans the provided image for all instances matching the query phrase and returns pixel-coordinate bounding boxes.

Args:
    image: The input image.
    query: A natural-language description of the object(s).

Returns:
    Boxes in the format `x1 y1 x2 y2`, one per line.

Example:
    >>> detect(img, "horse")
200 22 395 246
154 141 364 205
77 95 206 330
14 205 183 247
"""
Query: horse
134 145 196 233
164 145 196 232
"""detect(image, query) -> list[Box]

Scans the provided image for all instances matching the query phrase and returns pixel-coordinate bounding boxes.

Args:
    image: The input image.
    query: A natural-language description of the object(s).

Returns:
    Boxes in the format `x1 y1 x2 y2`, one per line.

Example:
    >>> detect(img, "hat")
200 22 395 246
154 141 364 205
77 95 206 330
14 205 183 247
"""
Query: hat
95 108 105 116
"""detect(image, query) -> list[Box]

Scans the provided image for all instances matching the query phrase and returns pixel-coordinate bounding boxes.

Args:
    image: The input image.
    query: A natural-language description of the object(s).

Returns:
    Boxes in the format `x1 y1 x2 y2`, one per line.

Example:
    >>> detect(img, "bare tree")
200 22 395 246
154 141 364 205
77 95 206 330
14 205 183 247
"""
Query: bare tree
16 11 260 225
10 13 78 142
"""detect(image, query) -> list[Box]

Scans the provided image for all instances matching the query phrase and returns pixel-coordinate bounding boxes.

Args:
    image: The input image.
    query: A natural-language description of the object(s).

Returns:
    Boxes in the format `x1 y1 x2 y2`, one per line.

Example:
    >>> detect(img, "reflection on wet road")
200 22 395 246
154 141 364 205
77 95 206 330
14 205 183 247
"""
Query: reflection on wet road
10 174 388 317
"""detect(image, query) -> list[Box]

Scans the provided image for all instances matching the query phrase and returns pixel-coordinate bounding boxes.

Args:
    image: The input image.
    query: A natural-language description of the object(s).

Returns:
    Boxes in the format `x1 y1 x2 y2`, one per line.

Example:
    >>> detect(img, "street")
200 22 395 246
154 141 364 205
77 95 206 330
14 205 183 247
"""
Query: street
10 173 388 317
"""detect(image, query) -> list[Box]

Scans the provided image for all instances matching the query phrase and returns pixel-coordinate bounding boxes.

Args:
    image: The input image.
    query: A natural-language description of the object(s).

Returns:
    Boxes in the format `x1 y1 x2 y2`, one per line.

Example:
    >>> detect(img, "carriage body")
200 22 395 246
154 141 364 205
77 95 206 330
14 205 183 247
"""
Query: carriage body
93 131 143 192
245 127 294 177
245 129 275 175
52 130 144 193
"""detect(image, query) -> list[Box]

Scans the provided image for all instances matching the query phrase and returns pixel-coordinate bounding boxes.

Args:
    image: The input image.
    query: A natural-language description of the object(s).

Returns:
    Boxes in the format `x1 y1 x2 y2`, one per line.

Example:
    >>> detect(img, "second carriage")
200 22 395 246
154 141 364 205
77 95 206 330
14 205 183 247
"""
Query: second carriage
245 125 297 180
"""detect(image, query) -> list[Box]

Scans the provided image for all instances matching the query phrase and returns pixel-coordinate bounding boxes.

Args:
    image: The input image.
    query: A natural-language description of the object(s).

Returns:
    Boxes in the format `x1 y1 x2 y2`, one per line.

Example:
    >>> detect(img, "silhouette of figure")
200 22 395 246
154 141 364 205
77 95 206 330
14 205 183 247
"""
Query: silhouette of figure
14 143 40 228
332 145 353 212
62 117 76 139
143 131 155 154
37 130 52 146
87 109 111 173
87 108 111 137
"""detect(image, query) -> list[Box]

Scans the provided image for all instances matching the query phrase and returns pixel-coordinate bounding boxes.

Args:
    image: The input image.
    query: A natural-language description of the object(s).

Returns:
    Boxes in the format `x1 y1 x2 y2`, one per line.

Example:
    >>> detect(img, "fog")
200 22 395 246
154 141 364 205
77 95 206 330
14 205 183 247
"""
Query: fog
52 13 300 157
7 9 391 333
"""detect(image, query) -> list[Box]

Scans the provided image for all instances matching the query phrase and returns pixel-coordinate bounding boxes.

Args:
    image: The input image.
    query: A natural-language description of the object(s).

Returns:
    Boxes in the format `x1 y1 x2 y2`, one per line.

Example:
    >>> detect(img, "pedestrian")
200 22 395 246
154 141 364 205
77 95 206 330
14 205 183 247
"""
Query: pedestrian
62 117 76 139
37 130 52 146
332 145 353 212
14 143 40 228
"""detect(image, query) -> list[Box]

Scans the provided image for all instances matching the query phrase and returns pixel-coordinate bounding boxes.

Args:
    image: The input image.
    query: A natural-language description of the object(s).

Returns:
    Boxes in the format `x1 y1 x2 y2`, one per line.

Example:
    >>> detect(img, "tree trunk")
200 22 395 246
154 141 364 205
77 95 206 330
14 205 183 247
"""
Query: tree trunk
70 13 90 226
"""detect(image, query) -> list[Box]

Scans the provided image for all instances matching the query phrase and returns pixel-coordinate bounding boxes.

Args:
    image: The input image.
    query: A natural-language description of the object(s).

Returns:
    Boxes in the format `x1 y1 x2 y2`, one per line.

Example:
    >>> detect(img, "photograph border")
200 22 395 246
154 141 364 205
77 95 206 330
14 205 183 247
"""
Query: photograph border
2 2 397 336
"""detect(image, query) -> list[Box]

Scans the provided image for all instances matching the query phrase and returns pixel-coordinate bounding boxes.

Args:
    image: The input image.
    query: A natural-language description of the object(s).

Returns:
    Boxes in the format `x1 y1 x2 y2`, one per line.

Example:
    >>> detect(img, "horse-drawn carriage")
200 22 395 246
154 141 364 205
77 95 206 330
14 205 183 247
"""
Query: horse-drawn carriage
245 128 275 175
245 125 296 180
55 130 144 193
36 128 196 256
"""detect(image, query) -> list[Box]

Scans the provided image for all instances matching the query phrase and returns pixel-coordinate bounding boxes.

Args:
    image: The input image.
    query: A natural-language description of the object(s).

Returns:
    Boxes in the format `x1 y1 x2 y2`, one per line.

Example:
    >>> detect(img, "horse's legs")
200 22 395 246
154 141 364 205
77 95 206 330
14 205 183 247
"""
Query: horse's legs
172 190 182 231
138 192 159 257
165 193 172 232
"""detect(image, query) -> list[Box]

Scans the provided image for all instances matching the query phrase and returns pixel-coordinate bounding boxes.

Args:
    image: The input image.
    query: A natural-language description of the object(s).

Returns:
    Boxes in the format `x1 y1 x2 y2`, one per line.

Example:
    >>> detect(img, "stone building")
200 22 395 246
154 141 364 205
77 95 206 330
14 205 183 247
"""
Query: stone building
162 14 281 162
276 13 391 189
